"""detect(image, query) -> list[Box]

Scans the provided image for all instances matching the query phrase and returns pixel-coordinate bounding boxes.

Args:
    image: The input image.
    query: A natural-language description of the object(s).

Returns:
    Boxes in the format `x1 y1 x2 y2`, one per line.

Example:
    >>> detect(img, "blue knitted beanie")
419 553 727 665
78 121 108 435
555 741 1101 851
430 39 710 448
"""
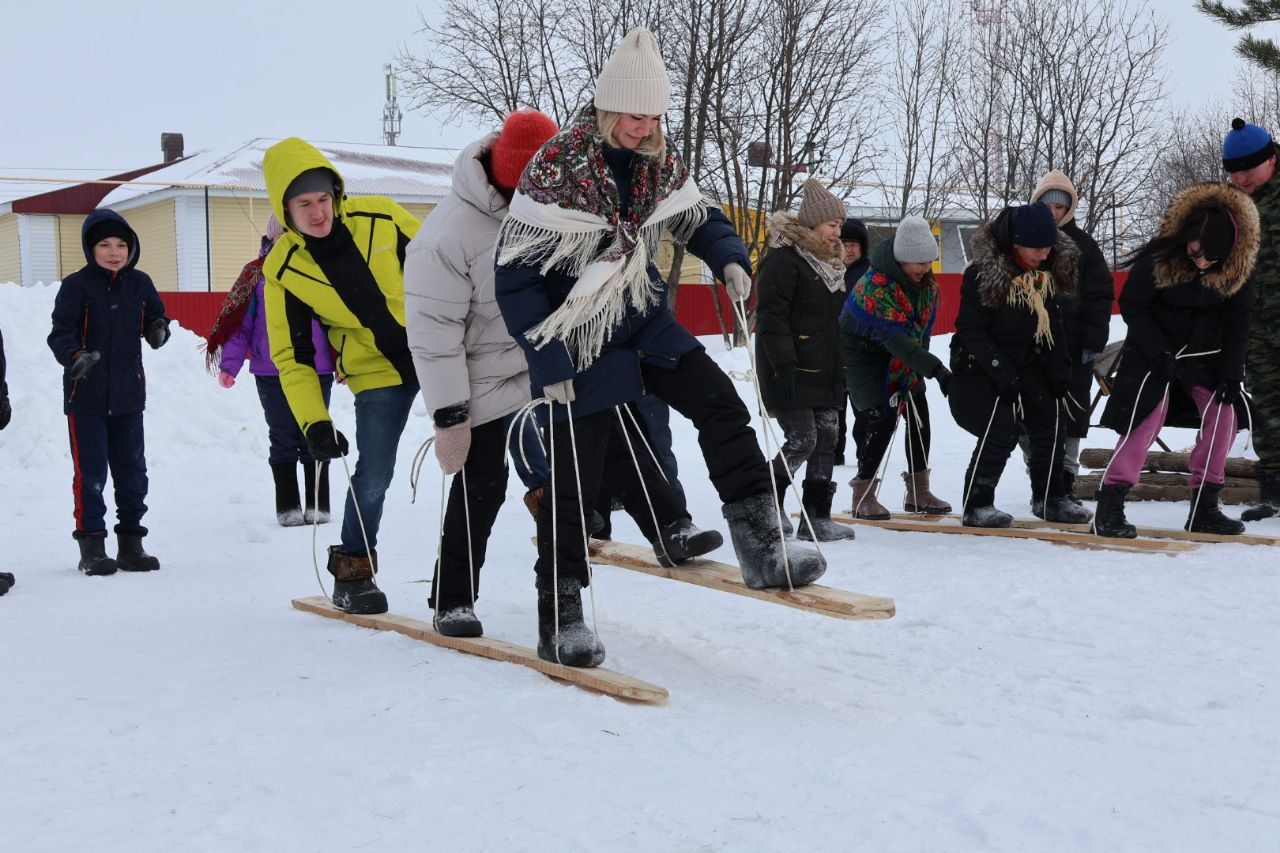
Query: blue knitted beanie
1223 117 1274 172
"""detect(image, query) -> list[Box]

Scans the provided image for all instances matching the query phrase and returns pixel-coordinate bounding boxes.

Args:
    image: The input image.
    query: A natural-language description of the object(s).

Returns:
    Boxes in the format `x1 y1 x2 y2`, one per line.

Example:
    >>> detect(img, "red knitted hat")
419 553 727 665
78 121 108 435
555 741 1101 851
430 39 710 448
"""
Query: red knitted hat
491 110 558 191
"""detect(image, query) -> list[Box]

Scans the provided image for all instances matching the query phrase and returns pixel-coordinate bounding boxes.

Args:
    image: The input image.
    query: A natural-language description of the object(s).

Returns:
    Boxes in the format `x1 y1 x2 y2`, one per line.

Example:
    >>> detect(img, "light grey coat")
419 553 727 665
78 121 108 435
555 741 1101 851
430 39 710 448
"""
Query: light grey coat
405 133 531 427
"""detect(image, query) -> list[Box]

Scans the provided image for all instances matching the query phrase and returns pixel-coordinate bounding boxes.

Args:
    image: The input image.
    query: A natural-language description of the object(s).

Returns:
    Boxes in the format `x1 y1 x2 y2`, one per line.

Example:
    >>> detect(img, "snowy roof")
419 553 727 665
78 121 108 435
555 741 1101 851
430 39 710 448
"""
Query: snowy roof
96 138 459 207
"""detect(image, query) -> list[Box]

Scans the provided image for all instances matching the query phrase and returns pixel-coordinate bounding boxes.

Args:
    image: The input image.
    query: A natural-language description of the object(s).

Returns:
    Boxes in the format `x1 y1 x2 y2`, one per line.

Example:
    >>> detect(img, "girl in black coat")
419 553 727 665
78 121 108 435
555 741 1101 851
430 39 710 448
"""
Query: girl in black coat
948 203 1092 527
1095 182 1258 537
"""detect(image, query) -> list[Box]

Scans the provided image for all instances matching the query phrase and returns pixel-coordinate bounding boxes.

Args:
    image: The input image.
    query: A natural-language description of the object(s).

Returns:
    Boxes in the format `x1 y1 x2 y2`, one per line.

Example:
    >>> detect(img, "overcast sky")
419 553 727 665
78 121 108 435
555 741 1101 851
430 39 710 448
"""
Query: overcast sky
0 1 1274 179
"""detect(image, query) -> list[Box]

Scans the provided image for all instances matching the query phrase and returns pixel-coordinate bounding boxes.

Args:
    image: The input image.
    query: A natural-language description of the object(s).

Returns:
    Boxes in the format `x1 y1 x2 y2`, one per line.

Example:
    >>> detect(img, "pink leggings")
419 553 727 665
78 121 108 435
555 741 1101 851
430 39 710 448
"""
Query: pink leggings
1103 385 1237 489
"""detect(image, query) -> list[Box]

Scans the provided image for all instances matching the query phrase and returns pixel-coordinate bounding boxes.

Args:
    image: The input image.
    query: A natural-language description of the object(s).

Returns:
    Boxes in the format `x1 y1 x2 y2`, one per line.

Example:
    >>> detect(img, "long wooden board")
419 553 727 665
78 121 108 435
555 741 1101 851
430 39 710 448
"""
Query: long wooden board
921 512 1280 547
828 514 1198 554
291 596 668 704
586 540 895 621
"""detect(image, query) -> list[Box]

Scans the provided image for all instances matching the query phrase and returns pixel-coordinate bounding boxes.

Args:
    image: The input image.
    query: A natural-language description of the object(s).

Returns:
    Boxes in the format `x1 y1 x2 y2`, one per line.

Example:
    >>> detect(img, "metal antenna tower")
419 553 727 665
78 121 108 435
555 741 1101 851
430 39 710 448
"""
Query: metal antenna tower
382 64 403 146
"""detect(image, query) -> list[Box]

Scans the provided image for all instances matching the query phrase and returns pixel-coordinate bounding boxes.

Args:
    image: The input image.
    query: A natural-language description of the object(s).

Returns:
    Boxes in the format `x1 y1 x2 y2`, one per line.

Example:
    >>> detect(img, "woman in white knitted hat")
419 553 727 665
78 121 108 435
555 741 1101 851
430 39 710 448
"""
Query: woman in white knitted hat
755 179 858 541
495 27 826 668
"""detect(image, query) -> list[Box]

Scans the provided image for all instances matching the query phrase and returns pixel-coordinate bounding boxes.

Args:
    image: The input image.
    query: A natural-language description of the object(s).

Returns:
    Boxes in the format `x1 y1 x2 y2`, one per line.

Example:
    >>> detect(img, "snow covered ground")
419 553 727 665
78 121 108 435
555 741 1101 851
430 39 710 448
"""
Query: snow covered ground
1 282 1277 852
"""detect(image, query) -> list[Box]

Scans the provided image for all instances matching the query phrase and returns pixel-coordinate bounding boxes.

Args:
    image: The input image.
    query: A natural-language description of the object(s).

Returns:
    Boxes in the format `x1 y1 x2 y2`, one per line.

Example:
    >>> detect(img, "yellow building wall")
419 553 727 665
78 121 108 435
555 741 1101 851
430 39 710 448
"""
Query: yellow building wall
401 203 435 223
0 215 20 284
211 195 272 291
120 200 179 290
58 214 88 278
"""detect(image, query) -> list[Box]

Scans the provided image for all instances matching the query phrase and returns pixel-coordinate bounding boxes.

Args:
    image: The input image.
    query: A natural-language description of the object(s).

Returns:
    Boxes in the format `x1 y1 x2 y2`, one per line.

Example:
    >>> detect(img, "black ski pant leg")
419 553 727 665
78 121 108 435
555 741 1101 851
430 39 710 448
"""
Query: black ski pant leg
902 393 933 475
601 409 688 542
1023 399 1067 499
641 348 771 505
834 395 849 463
804 407 840 484
853 405 896 481
773 408 818 481
965 402 1020 492
431 418 510 611
535 409 612 593
107 412 148 529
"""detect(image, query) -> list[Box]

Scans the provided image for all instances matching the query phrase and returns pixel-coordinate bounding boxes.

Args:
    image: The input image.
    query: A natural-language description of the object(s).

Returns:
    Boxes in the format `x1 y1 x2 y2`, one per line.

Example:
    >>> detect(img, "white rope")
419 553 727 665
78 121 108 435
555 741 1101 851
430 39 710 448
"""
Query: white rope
612 407 672 565
1188 388 1231 526
962 397 1004 516
310 434 375 600
563 400 600 642
1040 401 1061 516
619 404 673 485
856 407 901 517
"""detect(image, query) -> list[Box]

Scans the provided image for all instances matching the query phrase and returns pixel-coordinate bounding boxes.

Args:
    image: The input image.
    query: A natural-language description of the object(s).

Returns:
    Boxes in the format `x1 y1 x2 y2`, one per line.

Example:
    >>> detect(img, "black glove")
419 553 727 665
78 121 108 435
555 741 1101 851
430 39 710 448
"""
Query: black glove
997 376 1021 404
305 422 350 461
932 366 952 397
1049 375 1071 399
0 395 10 431
1216 380 1241 405
144 317 170 350
776 370 799 402
1158 351 1179 382
69 350 102 380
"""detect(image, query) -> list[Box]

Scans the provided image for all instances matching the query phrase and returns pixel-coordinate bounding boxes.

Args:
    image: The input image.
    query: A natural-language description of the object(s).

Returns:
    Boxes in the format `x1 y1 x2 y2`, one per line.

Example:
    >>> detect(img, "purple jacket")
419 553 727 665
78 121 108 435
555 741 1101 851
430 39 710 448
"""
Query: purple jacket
220 277 334 377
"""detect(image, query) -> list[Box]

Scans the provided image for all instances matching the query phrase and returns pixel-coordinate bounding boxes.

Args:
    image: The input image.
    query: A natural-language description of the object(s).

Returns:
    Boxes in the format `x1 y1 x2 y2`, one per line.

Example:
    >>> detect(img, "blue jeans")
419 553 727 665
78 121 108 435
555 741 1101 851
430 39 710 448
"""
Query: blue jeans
339 380 419 556
504 411 549 491
256 374 334 465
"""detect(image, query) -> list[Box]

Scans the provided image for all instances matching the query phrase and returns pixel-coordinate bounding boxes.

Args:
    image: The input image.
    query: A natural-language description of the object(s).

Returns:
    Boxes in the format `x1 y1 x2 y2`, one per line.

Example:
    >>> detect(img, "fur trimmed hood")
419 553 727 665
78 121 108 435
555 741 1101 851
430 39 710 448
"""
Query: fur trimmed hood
968 211 1080 308
766 212 843 263
1152 182 1259 298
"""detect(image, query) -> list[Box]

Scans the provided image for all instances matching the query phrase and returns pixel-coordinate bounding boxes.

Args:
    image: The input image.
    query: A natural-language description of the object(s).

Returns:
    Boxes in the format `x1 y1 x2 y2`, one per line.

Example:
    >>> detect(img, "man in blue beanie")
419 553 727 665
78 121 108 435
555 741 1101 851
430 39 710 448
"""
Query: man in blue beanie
1224 118 1280 521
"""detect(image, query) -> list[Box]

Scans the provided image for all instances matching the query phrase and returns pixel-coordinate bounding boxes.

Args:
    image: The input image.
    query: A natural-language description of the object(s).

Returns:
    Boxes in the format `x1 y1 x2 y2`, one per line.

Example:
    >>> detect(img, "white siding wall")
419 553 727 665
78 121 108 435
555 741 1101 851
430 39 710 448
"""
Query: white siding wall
174 192 211 291
18 214 59 284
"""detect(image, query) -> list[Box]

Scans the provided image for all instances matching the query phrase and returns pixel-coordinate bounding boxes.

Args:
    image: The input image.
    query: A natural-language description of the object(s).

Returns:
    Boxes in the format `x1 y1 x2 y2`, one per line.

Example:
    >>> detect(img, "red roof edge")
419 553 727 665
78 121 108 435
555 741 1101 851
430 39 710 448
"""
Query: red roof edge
12 158 185 215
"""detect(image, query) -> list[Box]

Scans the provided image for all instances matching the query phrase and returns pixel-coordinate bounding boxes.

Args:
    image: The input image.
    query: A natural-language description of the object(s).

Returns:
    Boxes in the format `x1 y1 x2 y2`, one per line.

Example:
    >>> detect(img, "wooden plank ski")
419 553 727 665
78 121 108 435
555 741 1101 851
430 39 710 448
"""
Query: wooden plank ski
919 512 1280 547
827 514 1198 554
291 596 668 704
585 540 895 621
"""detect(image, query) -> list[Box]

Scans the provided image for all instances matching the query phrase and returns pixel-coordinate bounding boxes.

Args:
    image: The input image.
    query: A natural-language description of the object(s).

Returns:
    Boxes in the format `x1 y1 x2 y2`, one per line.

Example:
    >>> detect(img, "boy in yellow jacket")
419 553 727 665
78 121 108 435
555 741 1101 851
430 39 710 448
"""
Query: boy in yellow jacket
263 137 420 614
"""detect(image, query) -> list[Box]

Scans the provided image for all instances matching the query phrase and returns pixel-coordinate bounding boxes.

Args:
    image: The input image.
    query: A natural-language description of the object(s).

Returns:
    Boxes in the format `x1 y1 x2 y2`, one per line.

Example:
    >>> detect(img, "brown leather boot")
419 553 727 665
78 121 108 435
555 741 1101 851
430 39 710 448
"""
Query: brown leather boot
902 469 952 514
848 477 890 520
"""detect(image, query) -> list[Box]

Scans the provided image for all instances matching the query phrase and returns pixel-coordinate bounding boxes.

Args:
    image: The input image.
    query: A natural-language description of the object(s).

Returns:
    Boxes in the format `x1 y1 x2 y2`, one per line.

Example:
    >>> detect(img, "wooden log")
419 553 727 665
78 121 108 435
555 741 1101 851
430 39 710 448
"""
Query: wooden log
1079 448 1257 479
1074 474 1258 504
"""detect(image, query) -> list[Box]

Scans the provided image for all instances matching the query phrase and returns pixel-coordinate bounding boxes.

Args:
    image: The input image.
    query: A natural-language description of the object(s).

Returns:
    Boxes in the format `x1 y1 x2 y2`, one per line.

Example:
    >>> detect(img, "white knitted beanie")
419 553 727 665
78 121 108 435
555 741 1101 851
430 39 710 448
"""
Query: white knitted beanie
893 216 939 264
593 27 670 115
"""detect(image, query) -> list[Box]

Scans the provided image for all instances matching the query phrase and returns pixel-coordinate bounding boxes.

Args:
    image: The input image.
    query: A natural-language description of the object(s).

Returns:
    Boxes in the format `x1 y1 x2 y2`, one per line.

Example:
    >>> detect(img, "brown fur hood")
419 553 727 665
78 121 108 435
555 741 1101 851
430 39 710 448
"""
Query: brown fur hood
1152 182 1259 297
766 212 843 263
968 214 1080 309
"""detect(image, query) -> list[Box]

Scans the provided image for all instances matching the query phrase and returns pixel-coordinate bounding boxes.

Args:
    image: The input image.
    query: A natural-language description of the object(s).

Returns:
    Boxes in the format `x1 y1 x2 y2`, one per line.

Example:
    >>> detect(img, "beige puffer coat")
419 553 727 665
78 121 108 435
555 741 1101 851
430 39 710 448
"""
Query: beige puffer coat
405 133 531 427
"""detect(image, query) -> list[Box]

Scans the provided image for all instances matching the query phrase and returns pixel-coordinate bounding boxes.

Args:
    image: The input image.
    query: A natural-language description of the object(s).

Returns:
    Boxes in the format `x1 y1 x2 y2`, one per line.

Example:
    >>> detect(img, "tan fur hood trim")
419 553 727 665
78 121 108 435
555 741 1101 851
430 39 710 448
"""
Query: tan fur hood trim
1031 169 1078 224
969 222 1080 309
766 211 842 263
1152 182 1259 297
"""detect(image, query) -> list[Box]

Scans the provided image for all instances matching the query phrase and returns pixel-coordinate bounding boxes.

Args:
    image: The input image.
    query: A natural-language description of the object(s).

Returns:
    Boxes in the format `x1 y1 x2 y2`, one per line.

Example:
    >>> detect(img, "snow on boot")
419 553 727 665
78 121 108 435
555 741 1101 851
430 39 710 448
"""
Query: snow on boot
722 492 826 589
797 481 857 542
1062 470 1084 507
902 469 952 514
653 517 723 567
326 546 388 614
848 477 890 520
1186 485 1246 535
1030 497 1045 520
1044 495 1093 524
537 578 605 668
75 530 118 576
115 525 161 572
434 604 483 638
303 460 331 524
0 572 14 595
272 461 305 526
962 483 1012 528
1241 478 1280 522
1093 484 1136 538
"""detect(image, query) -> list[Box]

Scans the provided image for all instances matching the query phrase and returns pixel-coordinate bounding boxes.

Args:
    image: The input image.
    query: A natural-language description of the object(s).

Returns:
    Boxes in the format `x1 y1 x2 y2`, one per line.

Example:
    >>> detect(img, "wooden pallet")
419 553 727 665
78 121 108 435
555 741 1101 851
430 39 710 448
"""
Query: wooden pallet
291 596 668 704
919 513 1280 547
828 514 1198 553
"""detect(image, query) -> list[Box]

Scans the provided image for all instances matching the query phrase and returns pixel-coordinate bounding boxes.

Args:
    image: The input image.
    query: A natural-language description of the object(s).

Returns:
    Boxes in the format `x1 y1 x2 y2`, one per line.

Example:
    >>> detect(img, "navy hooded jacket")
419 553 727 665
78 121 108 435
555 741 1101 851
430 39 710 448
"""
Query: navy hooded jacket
48 209 170 416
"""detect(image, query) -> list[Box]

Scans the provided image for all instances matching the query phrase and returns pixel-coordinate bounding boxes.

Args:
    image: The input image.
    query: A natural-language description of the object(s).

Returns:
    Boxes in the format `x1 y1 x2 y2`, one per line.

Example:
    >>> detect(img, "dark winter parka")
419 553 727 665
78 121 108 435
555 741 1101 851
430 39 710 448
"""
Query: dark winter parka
1056 221 1116 437
948 210 1078 436
47 210 169 417
755 213 847 412
495 144 751 422
1100 182 1259 434
838 238 944 415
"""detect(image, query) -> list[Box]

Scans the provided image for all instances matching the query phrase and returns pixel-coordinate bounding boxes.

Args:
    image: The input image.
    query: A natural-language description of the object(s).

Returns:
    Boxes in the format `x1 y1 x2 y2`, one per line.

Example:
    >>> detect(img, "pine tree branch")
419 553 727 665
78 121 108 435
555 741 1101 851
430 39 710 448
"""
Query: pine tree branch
1237 34 1280 73
1197 0 1280 28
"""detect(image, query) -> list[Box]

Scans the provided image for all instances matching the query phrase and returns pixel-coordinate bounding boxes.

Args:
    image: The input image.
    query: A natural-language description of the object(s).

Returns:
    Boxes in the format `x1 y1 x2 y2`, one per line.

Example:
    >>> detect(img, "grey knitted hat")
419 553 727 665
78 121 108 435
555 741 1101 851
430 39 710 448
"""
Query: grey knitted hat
797 179 845 228
1037 188 1073 208
284 168 337 203
893 216 938 264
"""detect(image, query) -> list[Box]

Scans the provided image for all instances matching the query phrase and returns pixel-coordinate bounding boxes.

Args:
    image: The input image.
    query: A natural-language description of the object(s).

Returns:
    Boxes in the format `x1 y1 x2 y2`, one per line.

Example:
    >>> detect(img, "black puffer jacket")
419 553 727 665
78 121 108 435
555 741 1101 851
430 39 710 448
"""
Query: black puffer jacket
755 213 848 412
1100 182 1258 433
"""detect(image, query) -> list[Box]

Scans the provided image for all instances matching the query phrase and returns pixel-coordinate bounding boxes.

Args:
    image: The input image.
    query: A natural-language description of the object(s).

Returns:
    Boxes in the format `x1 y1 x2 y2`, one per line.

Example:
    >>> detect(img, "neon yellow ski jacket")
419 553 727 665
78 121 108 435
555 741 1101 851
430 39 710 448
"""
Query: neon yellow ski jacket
262 138 421 432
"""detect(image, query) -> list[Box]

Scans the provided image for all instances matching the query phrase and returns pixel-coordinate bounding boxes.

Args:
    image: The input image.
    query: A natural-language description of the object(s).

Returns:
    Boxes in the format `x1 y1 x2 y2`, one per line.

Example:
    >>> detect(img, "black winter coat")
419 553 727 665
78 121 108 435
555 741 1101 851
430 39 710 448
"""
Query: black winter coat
1100 184 1259 433
755 214 847 412
1056 221 1115 436
949 214 1078 437
47 210 169 417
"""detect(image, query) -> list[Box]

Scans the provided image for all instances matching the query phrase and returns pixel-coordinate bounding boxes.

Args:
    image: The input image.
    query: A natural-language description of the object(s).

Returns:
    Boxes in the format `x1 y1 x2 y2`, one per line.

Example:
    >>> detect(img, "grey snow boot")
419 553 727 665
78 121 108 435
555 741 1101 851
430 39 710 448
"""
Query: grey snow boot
0 571 13 595
653 517 723 568
797 481 857 542
722 491 826 589
1241 477 1280 522
302 460 330 524
961 482 1012 528
327 547 388 614
75 530 118 576
272 461 305 527
115 525 160 572
434 604 483 638
1044 495 1093 524
537 577 605 668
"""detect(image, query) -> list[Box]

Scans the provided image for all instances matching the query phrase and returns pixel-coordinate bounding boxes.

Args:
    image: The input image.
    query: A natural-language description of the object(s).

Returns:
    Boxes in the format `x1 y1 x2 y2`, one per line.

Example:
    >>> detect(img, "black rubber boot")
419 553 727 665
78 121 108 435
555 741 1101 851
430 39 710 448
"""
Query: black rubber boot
1241 476 1280 522
1093 484 1137 538
115 525 161 572
1186 484 1246 535
962 482 1012 528
75 530 119 576
327 546 388 614
272 461 305 527
797 481 857 542
653 517 723 568
537 577 605 668
0 571 15 595
434 604 483 638
722 492 826 589
302 460 330 524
